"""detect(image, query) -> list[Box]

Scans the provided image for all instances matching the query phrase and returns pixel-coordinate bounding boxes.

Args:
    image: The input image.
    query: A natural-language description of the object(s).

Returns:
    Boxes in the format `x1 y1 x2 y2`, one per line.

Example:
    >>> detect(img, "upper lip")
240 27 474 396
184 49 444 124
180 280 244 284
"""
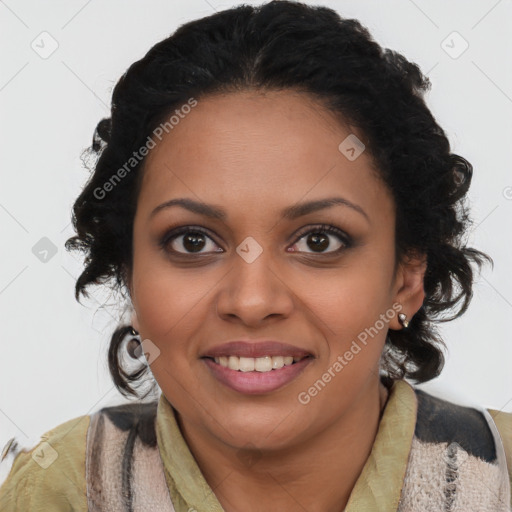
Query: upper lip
200 340 314 359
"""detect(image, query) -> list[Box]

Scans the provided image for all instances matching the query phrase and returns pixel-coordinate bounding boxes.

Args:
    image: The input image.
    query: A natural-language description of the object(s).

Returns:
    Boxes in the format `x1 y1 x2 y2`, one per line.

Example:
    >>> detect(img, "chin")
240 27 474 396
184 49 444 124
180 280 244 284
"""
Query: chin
210 409 308 452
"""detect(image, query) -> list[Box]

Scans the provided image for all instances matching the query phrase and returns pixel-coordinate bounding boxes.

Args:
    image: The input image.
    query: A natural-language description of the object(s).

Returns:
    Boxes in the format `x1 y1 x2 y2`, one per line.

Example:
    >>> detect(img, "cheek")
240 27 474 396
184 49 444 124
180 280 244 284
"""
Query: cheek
311 264 394 332
305 259 396 372
131 239 198 340
133 268 208 340
131 266 208 394
130 241 230 371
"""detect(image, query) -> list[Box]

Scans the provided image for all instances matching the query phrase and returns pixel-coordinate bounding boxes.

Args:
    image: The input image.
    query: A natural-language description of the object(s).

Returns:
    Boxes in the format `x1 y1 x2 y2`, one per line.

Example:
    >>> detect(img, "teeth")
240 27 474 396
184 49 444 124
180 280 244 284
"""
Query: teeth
272 355 284 369
239 357 255 372
213 355 303 372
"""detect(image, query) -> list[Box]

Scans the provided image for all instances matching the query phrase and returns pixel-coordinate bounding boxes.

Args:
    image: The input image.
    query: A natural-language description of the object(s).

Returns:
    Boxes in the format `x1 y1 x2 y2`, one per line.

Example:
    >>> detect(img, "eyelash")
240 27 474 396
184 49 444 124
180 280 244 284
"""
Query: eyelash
158 224 353 257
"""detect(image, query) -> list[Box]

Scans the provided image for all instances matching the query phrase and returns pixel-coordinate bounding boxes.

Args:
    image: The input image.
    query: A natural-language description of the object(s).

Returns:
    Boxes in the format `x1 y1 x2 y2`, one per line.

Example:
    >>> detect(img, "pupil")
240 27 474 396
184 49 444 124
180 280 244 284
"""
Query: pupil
184 233 205 252
308 233 328 252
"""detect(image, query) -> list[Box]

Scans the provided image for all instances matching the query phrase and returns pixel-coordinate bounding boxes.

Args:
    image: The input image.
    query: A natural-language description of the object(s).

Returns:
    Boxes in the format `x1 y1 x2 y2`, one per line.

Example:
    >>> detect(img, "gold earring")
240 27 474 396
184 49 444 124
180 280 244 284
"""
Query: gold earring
398 313 409 328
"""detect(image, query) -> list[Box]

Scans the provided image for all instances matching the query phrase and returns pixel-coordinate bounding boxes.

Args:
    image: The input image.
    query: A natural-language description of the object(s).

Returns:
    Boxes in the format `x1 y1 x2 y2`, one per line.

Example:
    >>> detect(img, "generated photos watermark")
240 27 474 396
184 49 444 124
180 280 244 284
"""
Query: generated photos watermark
297 302 403 405
93 97 198 200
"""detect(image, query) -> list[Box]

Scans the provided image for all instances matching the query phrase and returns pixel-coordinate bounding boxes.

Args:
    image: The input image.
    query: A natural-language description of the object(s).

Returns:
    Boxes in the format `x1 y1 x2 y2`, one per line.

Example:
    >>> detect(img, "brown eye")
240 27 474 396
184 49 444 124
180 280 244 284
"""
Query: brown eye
289 225 351 254
160 227 223 255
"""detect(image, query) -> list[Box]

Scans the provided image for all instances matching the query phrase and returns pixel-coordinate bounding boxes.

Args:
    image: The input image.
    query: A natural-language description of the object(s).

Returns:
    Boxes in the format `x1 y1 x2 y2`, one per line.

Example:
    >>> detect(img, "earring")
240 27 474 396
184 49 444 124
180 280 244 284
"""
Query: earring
398 313 409 328
127 326 142 359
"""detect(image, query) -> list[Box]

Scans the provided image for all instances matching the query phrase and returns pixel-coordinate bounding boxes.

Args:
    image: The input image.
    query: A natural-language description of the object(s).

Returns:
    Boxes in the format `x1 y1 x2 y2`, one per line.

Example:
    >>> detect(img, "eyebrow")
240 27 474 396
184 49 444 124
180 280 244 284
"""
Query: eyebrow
150 196 369 221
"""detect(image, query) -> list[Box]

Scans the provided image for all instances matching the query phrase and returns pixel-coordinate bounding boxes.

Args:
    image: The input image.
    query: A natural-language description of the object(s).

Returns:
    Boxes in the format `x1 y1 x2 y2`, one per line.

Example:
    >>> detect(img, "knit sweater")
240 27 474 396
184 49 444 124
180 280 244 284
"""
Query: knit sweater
0 379 511 511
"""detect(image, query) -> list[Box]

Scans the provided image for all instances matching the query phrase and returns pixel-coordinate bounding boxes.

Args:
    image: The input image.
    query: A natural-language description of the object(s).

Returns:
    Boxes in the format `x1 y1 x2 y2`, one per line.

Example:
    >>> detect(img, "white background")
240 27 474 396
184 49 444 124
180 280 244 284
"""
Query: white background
1 0 511 483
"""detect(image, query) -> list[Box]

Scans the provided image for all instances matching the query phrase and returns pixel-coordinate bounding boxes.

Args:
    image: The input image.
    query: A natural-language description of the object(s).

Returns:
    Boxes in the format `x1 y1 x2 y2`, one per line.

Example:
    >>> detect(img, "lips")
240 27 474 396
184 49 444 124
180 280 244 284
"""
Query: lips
202 355 313 394
200 340 314 359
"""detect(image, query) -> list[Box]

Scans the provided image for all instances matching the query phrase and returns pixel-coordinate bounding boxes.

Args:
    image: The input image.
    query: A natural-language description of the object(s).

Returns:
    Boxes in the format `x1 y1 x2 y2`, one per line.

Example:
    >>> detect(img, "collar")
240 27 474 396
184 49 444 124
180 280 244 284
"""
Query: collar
156 379 417 512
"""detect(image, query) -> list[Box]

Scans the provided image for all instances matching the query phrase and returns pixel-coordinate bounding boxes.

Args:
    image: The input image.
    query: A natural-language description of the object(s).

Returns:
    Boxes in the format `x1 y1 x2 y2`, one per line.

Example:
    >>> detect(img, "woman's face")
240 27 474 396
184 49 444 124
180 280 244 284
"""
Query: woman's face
129 90 422 450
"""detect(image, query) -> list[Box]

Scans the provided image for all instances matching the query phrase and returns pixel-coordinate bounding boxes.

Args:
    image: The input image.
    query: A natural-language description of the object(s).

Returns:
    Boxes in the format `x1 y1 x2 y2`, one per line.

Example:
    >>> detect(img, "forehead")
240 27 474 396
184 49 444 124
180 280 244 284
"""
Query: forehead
137 90 391 219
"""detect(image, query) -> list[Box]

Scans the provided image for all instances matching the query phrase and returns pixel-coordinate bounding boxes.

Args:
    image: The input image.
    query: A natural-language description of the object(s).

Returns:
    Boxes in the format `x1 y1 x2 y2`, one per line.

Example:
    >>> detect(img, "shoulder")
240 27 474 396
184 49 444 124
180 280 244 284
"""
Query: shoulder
85 400 159 460
487 408 512 497
413 388 497 461
0 413 91 511
85 400 167 511
409 387 512 508
0 400 160 511
89 400 159 445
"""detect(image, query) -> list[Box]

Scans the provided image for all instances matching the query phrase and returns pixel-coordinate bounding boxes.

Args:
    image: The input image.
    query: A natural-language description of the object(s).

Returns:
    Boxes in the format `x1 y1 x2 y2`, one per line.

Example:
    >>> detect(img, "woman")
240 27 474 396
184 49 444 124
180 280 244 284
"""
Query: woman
1 1 510 510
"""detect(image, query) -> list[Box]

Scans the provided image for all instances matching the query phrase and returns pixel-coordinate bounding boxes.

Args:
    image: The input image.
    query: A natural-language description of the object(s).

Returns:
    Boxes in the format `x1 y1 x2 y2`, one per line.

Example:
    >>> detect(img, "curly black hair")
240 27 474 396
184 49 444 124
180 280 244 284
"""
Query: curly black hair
65 0 491 399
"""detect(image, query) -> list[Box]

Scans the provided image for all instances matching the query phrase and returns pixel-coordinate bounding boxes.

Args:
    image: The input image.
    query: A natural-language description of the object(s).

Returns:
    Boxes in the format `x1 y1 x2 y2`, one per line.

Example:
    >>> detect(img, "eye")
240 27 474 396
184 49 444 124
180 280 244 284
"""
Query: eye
159 224 352 257
159 226 223 255
289 224 351 254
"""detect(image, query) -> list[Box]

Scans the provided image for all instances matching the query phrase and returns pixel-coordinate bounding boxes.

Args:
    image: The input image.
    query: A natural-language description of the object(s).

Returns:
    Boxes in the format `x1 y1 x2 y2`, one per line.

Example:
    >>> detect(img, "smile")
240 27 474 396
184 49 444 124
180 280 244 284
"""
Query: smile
202 355 313 394
211 355 307 372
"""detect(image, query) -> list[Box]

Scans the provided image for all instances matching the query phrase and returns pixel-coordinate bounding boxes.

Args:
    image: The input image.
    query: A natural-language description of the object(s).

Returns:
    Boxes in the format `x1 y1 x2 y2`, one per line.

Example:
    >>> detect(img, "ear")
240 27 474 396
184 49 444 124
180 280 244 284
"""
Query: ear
390 251 427 330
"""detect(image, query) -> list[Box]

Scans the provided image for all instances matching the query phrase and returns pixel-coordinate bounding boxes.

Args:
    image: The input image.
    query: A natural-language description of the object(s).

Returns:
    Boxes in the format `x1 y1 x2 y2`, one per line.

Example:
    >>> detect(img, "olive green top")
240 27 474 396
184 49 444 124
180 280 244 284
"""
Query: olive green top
0 380 510 510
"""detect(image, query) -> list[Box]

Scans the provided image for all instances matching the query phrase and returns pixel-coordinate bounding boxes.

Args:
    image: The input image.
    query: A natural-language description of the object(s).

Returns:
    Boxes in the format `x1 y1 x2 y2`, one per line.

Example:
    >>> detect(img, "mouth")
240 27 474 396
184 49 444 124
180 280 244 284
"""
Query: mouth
201 354 313 373
201 353 314 395
200 340 314 394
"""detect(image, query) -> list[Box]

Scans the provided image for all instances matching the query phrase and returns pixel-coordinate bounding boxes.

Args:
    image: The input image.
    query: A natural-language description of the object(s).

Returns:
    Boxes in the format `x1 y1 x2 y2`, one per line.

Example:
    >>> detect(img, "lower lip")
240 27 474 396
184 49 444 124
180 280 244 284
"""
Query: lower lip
202 357 313 394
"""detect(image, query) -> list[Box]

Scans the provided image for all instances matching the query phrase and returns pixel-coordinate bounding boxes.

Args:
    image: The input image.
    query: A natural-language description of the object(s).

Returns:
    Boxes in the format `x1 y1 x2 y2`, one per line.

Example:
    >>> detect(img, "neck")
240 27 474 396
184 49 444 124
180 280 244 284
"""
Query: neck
176 378 390 512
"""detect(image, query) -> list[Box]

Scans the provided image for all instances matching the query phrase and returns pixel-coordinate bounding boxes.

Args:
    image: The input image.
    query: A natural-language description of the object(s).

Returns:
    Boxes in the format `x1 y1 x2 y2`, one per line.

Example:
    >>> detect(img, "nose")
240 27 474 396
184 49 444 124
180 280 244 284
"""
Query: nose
215 246 295 327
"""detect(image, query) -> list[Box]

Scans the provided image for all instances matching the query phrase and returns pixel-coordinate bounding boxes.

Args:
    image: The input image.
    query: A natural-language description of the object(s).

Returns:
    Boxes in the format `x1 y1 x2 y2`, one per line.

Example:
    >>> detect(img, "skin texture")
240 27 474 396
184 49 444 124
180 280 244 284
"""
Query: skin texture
128 89 426 512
